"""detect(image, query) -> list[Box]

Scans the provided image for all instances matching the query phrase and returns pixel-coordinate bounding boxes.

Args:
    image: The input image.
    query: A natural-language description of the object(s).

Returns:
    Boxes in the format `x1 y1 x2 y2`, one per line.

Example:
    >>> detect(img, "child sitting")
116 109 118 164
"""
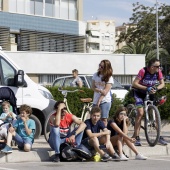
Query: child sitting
1 104 36 154
0 101 17 149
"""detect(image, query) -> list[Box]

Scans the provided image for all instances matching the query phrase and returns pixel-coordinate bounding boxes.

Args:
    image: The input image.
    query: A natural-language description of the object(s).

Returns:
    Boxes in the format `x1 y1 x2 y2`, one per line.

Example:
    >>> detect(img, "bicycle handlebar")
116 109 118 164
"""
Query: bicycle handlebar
58 87 84 93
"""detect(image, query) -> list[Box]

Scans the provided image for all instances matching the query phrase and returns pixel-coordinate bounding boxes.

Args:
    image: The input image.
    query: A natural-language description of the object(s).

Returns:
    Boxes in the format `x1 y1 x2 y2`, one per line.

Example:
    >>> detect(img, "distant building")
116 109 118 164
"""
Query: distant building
0 0 86 52
115 23 136 50
86 20 115 54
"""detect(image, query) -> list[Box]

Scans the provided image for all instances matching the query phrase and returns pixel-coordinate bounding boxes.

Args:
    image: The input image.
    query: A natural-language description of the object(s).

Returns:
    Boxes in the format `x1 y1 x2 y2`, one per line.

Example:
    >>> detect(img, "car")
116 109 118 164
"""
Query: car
52 75 128 100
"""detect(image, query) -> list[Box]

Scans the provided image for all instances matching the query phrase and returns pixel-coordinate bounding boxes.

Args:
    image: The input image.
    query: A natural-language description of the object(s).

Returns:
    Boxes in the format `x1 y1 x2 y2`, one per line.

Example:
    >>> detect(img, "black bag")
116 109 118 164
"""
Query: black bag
60 143 78 161
72 144 92 160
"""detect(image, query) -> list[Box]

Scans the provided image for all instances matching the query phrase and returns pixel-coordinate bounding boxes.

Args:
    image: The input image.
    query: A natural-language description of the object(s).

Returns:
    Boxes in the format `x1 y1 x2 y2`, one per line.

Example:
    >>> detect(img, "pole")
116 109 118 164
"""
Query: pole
156 0 159 59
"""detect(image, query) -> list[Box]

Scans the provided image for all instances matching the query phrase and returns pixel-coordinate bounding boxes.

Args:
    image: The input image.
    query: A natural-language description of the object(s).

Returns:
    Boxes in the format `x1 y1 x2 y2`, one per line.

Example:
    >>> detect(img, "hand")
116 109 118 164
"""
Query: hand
147 87 157 94
67 135 76 145
8 126 15 133
58 103 66 110
123 115 129 121
130 138 136 143
21 117 27 124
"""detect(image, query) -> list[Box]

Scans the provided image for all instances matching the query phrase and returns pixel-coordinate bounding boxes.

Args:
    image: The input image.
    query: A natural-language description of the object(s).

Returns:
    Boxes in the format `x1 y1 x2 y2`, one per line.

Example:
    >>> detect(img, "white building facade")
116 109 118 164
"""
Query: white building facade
86 20 115 54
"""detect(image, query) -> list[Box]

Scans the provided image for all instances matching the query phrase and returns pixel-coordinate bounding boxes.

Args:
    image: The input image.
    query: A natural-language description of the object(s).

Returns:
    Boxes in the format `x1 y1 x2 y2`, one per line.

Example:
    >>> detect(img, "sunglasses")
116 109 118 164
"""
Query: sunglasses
61 107 67 111
99 64 104 69
119 112 127 116
152 65 160 68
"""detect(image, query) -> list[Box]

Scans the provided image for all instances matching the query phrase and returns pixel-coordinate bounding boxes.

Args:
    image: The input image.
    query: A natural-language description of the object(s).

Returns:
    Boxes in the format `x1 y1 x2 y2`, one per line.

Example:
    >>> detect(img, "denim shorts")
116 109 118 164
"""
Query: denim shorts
13 133 33 150
99 102 111 119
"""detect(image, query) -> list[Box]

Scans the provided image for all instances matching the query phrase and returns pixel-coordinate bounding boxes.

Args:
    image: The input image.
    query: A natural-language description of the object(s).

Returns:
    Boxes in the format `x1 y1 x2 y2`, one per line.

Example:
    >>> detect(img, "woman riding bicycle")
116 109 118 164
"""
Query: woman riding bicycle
132 58 167 146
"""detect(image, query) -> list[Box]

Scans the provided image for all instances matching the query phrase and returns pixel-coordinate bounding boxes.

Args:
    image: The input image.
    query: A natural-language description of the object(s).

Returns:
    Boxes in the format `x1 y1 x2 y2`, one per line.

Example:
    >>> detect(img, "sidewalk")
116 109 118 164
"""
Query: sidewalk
0 124 170 163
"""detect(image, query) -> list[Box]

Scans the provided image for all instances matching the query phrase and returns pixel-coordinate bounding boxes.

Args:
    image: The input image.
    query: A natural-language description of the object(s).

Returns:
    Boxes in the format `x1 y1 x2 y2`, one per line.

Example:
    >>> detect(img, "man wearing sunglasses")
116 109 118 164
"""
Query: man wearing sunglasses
132 58 167 146
48 101 86 162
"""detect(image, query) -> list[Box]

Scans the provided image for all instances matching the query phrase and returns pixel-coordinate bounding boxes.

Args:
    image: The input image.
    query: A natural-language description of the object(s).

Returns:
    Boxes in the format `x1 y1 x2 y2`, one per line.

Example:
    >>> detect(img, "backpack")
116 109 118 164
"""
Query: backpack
141 67 159 82
60 143 78 162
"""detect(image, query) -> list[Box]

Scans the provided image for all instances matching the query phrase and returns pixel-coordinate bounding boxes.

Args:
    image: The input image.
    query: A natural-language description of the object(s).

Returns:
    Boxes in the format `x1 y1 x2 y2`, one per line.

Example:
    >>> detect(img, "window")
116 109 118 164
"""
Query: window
35 0 43 15
17 0 25 13
9 0 17 13
45 0 54 17
54 0 60 18
0 0 2 11
0 57 16 86
69 0 77 20
53 78 64 87
63 77 74 87
61 0 68 19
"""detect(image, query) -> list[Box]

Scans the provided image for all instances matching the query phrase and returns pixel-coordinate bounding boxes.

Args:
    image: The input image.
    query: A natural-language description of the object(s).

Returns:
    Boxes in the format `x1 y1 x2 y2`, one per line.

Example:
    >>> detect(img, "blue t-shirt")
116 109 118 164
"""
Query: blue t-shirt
83 119 106 139
107 120 123 137
0 112 17 123
14 118 36 143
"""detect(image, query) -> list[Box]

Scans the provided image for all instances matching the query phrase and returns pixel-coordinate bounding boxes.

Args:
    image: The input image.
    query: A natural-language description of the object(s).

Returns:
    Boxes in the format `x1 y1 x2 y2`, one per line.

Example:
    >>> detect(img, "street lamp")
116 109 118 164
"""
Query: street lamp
156 0 159 59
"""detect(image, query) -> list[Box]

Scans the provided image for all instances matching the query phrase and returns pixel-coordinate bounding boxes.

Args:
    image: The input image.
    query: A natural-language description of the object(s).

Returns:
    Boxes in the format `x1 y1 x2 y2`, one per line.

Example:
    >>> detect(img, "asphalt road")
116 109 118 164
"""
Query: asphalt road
0 155 170 170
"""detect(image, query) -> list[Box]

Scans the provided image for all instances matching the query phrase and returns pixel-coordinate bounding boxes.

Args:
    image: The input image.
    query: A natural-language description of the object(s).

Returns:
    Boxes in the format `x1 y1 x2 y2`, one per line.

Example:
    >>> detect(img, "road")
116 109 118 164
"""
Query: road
0 156 169 170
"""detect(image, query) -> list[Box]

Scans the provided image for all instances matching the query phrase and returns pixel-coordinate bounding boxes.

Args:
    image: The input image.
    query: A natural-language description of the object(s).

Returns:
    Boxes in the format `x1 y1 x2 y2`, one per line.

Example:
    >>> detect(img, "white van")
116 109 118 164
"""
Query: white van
0 47 56 138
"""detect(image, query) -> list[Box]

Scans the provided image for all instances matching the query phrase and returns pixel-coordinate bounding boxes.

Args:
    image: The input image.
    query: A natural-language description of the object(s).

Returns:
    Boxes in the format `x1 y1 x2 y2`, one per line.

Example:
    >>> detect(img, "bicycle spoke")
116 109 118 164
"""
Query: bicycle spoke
145 105 161 146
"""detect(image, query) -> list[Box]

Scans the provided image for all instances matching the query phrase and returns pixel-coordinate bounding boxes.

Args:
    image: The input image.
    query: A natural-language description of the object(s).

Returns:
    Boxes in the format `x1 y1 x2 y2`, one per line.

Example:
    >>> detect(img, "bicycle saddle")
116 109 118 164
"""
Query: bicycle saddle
80 98 92 103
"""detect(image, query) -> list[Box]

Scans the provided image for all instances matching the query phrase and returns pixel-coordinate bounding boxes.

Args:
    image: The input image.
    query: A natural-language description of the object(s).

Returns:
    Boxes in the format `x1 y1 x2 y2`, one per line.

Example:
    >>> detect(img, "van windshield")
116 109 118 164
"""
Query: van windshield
86 76 124 89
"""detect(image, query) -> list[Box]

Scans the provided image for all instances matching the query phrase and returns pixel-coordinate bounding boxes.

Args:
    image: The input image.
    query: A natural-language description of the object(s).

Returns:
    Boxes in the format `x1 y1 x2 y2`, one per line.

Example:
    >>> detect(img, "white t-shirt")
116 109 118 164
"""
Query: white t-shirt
92 72 114 104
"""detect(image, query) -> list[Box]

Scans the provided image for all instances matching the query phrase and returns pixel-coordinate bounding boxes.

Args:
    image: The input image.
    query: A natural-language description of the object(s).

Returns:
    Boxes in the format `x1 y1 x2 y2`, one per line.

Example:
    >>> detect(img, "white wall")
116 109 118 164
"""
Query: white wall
5 51 145 75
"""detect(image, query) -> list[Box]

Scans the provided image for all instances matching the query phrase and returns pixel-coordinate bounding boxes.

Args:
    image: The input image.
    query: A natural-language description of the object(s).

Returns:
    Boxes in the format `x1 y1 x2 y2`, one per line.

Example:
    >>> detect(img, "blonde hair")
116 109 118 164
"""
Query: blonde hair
2 101 11 108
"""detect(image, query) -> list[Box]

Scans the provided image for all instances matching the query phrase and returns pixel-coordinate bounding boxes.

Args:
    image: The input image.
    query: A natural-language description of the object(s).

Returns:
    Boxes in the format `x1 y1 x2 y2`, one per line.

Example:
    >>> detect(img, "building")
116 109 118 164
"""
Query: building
86 20 115 53
0 0 86 53
115 23 136 50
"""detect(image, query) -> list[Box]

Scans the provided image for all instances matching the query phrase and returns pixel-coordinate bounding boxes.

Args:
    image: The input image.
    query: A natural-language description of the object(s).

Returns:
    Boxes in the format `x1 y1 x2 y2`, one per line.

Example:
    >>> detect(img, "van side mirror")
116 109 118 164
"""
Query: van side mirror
15 70 25 87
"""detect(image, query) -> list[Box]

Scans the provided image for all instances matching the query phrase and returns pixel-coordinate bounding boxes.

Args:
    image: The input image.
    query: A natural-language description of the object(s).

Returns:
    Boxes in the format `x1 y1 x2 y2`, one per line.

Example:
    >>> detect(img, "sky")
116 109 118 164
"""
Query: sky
83 0 170 26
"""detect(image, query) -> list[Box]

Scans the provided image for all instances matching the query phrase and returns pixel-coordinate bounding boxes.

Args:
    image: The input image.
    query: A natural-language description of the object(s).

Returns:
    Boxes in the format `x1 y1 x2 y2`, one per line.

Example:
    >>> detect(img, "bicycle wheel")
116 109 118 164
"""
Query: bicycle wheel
144 105 161 147
44 110 55 142
126 104 136 135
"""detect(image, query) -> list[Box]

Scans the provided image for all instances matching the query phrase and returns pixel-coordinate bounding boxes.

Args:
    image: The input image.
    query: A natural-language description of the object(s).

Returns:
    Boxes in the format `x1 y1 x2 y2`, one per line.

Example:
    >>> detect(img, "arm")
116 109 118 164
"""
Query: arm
53 103 66 127
68 122 87 143
77 78 83 88
132 77 147 91
85 128 110 139
97 83 112 106
157 79 165 90
110 122 135 143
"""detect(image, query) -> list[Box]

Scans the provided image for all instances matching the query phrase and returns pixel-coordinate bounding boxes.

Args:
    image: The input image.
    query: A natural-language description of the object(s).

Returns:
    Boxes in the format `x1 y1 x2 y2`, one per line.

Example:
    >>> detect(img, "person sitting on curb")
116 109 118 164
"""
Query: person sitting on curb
48 101 86 162
1 104 36 154
107 106 147 160
80 106 120 162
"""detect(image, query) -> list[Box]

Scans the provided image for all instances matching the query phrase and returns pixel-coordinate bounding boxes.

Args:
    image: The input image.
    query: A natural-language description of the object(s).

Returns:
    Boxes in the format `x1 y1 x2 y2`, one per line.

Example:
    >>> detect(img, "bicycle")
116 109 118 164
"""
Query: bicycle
44 88 93 141
126 89 167 147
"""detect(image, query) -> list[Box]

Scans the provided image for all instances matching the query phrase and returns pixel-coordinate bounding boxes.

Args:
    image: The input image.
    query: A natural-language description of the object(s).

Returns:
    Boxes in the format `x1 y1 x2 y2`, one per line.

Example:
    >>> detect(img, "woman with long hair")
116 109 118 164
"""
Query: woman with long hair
107 106 147 160
92 59 113 126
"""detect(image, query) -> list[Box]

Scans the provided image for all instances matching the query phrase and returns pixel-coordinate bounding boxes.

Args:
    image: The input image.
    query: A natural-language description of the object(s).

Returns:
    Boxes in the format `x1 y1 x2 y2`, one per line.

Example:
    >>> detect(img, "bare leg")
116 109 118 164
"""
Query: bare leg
6 131 16 146
101 118 107 127
133 107 144 137
124 138 138 155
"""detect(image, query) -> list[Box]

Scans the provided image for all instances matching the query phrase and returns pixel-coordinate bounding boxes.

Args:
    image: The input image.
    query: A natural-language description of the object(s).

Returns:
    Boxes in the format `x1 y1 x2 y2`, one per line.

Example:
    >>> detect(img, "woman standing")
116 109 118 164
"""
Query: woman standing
92 59 113 126
107 106 147 160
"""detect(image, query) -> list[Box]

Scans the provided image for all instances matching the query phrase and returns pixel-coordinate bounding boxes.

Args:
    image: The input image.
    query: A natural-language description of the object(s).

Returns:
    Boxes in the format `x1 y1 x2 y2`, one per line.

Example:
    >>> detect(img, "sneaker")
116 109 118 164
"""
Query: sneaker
53 154 60 162
158 136 168 145
1 145 13 154
101 153 112 162
110 153 120 161
120 154 129 161
135 153 147 160
135 136 142 146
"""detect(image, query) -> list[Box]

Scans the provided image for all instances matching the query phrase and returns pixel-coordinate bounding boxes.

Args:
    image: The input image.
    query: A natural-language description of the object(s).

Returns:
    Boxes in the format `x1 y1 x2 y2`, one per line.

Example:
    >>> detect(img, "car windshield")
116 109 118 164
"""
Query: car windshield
86 75 124 89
